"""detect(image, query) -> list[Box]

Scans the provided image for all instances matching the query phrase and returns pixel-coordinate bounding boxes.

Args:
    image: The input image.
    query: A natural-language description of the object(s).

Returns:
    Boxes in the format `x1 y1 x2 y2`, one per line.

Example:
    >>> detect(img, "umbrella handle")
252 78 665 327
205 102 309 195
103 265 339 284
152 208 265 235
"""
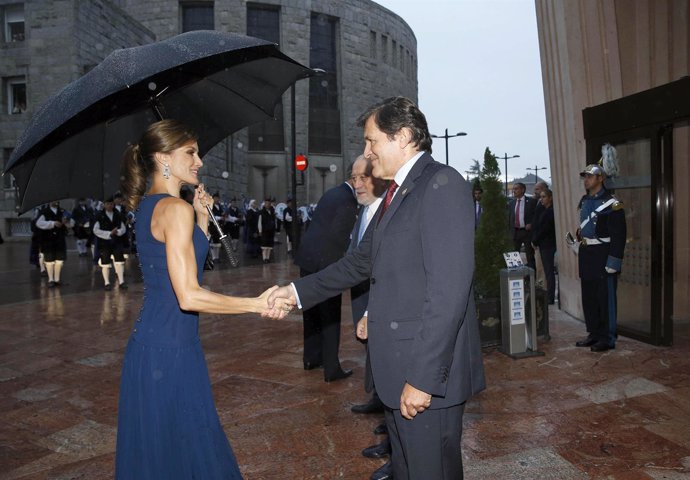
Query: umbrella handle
205 204 239 268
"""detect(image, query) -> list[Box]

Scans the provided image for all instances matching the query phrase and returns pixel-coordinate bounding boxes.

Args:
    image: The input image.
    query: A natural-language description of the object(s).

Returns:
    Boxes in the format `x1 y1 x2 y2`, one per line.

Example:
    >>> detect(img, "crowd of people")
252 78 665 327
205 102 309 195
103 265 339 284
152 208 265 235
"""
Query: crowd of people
473 179 557 304
27 188 316 290
29 194 134 289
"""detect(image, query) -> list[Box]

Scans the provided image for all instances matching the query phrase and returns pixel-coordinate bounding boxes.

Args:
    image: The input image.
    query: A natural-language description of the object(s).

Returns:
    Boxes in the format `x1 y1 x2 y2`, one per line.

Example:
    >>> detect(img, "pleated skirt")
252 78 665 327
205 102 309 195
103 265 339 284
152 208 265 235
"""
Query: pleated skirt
115 337 242 479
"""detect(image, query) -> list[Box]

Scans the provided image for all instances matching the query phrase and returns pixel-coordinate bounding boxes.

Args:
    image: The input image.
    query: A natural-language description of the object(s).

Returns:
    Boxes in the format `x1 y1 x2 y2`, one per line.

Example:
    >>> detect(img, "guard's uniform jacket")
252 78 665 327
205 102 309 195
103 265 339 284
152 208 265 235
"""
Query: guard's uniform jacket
577 188 626 345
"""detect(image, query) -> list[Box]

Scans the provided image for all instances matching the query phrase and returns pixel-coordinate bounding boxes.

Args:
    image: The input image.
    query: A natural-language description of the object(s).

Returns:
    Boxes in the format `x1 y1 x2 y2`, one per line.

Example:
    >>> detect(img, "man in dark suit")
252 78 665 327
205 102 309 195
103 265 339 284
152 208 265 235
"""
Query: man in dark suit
269 97 486 479
473 186 483 230
508 182 537 269
348 155 392 480
293 167 359 382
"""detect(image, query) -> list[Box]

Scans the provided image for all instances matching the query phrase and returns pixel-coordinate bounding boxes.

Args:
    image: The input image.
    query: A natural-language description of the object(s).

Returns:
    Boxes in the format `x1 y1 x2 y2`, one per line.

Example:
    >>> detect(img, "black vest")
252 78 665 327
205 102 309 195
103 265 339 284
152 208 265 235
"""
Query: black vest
39 206 67 240
96 209 123 233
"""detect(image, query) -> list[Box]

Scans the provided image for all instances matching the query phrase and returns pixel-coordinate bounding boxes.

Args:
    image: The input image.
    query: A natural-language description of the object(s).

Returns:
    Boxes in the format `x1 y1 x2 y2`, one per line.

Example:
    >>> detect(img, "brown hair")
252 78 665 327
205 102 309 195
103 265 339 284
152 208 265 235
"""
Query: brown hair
356 96 433 153
120 119 198 210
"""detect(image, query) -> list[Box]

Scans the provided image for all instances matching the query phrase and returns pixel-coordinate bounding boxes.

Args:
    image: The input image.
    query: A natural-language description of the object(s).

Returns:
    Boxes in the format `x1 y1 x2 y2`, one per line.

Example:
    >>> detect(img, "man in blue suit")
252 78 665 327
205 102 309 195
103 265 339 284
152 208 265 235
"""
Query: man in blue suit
270 97 485 479
348 155 393 479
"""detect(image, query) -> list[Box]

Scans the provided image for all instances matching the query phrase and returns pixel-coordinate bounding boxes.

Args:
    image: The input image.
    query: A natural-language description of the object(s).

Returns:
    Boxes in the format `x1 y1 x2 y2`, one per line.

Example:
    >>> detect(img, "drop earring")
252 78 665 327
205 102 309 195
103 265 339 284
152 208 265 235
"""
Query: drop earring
163 163 170 179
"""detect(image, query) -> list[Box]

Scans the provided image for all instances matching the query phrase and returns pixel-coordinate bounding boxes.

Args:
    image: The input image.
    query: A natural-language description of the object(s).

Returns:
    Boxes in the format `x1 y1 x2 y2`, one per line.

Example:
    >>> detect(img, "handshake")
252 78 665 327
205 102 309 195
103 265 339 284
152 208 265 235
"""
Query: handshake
260 285 298 320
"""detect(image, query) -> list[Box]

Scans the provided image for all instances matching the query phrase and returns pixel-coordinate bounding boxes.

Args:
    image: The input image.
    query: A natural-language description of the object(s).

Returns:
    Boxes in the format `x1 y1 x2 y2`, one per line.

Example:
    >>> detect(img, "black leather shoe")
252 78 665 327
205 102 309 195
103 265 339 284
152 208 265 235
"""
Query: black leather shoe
362 441 391 459
351 397 384 414
590 343 615 352
324 368 352 382
373 422 388 435
575 336 597 347
303 361 323 370
370 460 393 480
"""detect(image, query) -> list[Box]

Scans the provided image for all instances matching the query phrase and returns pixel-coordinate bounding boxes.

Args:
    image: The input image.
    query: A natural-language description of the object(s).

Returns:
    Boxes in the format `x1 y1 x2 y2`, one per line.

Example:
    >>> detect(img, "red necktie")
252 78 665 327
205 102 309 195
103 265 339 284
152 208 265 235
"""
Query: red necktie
378 181 399 224
515 198 521 228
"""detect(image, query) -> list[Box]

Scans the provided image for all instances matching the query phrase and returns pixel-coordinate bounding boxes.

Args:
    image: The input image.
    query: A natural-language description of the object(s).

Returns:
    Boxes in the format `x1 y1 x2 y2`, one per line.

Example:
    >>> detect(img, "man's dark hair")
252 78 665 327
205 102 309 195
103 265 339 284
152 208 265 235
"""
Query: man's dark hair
357 96 432 153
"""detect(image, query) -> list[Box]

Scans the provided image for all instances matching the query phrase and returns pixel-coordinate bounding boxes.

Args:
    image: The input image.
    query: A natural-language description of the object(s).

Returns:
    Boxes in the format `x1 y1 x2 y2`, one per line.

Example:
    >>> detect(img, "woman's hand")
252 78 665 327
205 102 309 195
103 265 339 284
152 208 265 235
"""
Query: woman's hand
193 184 211 219
259 285 295 319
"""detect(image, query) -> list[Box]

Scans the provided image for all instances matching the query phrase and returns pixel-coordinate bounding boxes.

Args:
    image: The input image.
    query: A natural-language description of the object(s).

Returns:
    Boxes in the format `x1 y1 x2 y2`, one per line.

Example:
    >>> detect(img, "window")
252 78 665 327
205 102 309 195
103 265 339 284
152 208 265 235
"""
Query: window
3 148 15 189
370 31 376 59
5 76 26 114
381 35 388 64
4 4 24 42
391 40 397 68
309 13 341 154
181 2 214 32
246 4 284 152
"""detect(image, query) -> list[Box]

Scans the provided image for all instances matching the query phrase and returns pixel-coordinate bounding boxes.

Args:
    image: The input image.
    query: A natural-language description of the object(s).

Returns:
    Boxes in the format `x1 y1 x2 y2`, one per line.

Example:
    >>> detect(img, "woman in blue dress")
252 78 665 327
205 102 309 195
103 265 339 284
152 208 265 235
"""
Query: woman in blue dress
116 119 293 479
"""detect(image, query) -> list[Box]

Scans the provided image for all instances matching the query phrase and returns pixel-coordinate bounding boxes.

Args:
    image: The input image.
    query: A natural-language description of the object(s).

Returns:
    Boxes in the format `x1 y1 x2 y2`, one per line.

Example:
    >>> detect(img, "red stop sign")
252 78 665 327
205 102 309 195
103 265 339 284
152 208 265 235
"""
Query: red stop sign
295 154 308 171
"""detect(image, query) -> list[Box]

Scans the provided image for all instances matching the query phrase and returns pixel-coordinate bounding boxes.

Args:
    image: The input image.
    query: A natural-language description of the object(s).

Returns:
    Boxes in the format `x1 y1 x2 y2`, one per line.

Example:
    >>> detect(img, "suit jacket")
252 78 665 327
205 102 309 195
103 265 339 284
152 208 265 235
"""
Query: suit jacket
532 205 556 250
294 182 358 273
349 210 375 392
474 200 483 229
508 195 537 237
294 153 486 409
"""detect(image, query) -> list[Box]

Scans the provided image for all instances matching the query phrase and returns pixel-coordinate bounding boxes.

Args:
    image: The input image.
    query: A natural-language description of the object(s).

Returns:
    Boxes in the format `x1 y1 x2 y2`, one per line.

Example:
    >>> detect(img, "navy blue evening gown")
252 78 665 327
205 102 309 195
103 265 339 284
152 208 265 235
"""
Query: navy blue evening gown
115 193 242 479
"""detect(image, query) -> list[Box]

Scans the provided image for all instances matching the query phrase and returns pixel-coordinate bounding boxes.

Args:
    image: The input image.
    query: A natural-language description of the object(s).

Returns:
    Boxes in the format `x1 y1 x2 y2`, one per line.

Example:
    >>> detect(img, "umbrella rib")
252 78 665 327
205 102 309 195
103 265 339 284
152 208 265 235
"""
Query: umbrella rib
205 77 278 117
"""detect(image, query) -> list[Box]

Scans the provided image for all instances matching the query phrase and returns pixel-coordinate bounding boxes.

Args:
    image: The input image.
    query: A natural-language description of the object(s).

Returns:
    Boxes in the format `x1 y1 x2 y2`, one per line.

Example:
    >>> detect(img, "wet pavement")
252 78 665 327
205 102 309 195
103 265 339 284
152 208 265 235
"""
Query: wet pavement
0 238 689 479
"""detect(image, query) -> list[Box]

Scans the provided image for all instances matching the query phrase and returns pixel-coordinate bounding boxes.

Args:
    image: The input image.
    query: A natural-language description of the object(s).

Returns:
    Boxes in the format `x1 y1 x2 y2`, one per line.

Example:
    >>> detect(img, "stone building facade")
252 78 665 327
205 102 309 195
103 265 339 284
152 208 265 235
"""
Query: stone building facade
0 0 417 237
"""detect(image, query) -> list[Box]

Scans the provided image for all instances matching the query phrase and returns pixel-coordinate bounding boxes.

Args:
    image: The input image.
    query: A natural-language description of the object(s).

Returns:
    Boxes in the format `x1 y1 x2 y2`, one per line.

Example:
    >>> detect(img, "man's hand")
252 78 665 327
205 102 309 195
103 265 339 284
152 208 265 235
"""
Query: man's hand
400 383 432 420
267 285 297 311
259 285 295 319
356 315 368 340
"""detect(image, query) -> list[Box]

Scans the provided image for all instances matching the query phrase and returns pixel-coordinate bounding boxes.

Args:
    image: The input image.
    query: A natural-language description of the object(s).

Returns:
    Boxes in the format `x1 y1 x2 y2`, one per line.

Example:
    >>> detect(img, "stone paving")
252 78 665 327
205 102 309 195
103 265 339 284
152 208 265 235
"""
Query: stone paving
0 239 689 479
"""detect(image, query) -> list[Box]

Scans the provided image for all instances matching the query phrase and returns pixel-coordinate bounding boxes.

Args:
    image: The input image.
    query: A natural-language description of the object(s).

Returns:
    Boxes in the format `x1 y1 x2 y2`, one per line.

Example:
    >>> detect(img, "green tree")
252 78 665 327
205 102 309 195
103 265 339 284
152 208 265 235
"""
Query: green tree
474 147 511 298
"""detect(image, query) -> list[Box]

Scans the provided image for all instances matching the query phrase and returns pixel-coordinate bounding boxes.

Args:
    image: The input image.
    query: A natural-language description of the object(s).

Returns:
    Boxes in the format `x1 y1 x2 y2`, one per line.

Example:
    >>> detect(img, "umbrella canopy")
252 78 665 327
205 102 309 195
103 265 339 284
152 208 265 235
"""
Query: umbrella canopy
4 30 313 213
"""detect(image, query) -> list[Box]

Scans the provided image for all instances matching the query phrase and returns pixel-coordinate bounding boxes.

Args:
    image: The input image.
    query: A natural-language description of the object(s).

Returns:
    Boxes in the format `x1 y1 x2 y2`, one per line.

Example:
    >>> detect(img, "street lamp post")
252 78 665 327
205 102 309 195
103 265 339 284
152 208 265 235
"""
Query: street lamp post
430 128 467 166
526 165 547 184
497 152 520 196
290 68 325 253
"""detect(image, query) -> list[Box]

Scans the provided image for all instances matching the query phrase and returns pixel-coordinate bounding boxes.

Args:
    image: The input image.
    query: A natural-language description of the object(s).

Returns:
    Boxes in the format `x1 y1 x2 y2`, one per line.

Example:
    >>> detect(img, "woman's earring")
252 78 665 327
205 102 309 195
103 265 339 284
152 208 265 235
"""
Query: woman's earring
163 163 170 179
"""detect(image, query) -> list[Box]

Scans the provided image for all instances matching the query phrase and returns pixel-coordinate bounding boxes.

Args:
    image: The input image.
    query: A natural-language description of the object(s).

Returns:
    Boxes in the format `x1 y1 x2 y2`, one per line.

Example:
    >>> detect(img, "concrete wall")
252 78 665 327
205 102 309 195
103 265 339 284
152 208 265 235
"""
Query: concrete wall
0 0 152 236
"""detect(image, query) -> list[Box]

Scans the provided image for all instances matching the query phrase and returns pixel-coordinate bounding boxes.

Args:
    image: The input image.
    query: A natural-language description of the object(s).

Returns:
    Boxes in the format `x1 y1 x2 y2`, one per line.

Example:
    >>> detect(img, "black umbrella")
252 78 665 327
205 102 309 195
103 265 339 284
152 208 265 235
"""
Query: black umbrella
4 30 313 215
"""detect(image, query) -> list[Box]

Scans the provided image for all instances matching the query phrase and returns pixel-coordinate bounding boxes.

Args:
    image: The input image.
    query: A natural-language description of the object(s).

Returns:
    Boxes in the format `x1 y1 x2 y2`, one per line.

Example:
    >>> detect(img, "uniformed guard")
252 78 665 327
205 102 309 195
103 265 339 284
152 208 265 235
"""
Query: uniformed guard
573 162 626 352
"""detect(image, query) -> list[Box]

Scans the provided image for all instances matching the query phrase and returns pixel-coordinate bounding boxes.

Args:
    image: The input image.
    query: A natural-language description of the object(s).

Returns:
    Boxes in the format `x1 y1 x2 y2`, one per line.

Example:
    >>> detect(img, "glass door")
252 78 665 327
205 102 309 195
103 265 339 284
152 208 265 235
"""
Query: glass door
607 138 654 339
593 127 673 345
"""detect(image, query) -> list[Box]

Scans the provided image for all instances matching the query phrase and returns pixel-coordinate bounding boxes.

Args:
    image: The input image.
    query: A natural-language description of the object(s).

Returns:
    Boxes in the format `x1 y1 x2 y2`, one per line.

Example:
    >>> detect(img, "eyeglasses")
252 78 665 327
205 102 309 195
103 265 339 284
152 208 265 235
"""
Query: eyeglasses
350 174 370 183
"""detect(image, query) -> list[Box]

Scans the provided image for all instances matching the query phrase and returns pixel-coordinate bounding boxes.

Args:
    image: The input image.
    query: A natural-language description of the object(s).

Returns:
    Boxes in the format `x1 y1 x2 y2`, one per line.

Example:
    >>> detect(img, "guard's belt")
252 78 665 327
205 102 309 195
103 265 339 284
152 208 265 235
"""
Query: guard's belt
581 237 611 246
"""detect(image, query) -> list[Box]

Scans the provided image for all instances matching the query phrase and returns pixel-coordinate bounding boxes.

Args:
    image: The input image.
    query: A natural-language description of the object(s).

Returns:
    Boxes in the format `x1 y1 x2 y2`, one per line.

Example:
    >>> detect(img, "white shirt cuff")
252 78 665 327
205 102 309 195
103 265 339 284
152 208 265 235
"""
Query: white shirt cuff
290 282 303 309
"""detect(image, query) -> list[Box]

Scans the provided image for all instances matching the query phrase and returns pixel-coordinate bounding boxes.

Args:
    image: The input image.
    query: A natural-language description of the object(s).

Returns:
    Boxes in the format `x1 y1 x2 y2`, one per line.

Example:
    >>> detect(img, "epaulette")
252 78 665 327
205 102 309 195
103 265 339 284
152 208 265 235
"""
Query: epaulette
611 200 624 211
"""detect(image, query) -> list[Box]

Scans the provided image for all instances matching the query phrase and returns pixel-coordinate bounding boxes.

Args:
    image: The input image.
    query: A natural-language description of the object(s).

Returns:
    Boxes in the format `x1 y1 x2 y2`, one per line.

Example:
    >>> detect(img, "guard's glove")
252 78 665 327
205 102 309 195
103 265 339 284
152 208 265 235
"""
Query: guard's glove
605 267 617 274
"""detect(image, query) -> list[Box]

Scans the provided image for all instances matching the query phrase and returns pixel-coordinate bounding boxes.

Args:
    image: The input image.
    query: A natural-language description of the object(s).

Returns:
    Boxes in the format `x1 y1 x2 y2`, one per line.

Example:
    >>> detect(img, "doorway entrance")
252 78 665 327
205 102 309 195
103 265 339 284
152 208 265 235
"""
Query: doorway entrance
583 77 690 346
